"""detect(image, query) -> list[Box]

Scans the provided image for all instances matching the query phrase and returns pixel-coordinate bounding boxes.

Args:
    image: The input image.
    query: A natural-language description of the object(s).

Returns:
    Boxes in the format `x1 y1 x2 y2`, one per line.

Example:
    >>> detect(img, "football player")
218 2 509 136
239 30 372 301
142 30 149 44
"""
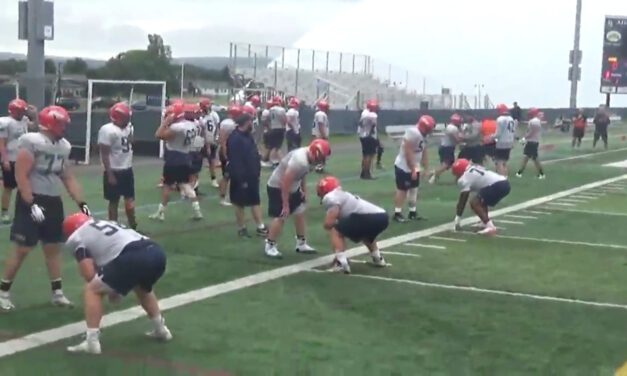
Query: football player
317 176 388 274
493 103 516 176
516 108 545 179
458 116 484 165
267 96 287 167
0 99 37 223
572 108 586 149
429 113 463 184
199 98 220 188
311 100 330 173
358 99 379 179
0 106 91 311
264 139 331 258
150 102 203 221
187 103 207 196
392 115 436 222
63 213 172 354
98 102 137 229
260 99 273 167
216 104 242 207
286 97 302 152
452 158 511 236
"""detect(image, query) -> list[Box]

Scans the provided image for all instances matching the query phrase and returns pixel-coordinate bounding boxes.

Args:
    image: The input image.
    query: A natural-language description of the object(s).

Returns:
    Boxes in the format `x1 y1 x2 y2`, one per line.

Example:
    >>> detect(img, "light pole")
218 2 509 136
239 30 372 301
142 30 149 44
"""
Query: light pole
474 84 484 109
569 0 583 108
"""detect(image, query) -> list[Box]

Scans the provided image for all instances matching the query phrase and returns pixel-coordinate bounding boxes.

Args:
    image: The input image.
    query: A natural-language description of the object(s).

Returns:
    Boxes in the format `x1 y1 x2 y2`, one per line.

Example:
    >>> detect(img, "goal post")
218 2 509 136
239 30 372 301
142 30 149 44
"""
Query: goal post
83 79 167 165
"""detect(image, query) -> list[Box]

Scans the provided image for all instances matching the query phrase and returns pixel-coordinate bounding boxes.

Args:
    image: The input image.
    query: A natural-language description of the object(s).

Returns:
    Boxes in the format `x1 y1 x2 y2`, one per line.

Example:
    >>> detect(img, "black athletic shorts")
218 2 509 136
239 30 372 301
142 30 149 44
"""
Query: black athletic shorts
162 164 192 186
11 193 64 247
483 143 496 159
394 166 419 191
230 178 261 207
478 180 511 207
190 151 203 175
438 146 455 165
2 161 16 189
360 137 378 156
103 168 135 201
266 129 285 150
494 148 511 162
207 144 218 161
459 145 484 164
573 127 585 139
336 212 389 243
523 142 539 160
100 239 166 296
267 186 305 218
286 129 302 152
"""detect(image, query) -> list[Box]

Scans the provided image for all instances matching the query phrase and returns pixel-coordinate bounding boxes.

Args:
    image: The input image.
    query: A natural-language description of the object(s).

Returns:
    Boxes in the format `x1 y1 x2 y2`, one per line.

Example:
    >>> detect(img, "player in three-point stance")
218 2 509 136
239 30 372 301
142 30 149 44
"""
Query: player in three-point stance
515 108 546 179
451 158 511 236
429 113 464 184
317 176 388 274
0 98 38 224
198 98 221 188
98 102 137 229
63 213 172 354
392 115 436 223
0 106 91 311
264 139 331 258
311 100 330 173
150 102 203 221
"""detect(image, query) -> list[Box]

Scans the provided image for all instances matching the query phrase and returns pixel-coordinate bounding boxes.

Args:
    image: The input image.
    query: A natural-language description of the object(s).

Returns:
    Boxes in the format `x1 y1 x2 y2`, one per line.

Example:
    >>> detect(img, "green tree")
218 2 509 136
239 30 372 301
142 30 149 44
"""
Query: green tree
63 58 88 75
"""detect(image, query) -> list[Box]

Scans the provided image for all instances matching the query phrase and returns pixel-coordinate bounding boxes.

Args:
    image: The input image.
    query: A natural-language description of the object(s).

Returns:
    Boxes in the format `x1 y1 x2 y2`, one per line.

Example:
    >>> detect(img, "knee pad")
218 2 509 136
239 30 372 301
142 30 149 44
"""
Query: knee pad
408 188 419 206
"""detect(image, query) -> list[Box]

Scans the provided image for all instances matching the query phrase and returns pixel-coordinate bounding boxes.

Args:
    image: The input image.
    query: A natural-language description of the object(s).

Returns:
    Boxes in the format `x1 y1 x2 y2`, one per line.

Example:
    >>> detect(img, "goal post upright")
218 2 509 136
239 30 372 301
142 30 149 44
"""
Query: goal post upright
84 79 167 165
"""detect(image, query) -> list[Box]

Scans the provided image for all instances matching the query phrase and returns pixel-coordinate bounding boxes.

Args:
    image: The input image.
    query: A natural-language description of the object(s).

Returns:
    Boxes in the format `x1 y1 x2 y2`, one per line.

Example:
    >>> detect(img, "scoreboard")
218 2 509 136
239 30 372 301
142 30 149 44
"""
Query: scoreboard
601 15 627 94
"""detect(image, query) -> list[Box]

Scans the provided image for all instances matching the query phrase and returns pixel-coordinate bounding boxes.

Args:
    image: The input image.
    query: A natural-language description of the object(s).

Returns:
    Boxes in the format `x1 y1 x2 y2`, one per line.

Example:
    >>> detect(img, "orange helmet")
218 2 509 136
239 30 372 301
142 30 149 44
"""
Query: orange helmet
417 115 436 135
109 102 131 127
496 103 509 115
366 99 379 112
249 95 261 107
198 97 213 113
39 106 70 138
528 107 540 119
242 104 257 117
317 100 330 112
272 95 284 107
288 97 300 109
317 176 340 198
308 138 331 163
8 99 28 119
183 103 201 120
63 212 91 238
452 158 470 178
228 104 243 119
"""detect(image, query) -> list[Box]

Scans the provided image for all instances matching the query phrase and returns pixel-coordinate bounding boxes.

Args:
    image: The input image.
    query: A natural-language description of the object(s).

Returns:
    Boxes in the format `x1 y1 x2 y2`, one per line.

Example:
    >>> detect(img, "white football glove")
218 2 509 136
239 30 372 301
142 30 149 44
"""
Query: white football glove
453 215 462 232
30 203 45 223
519 137 527 145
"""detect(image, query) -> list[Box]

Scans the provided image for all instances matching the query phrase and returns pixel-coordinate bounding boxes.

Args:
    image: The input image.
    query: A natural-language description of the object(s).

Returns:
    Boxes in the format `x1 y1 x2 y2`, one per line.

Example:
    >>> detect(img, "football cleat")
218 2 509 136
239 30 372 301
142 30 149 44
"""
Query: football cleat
295 241 316 254
220 198 232 207
477 226 497 236
67 339 101 355
428 173 437 185
238 228 252 238
265 245 283 259
0 292 15 311
51 292 74 308
1 213 11 224
191 210 203 221
538 174 546 180
332 259 351 274
256 226 269 237
393 213 407 223
149 211 165 221
408 211 424 221
371 256 387 267
145 326 173 342
515 173 523 178
211 179 219 188
260 161 273 168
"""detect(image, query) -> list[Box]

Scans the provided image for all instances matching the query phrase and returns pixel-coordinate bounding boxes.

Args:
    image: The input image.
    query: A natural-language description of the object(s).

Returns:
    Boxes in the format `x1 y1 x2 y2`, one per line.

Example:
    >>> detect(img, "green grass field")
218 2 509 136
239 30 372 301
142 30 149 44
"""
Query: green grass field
1 125 627 375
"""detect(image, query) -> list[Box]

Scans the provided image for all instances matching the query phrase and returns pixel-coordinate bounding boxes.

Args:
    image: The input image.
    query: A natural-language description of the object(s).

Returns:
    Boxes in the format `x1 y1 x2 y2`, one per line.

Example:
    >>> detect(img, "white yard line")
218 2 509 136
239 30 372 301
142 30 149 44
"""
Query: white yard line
525 210 553 215
570 194 600 200
504 214 538 220
547 202 577 207
497 220 525 225
382 251 422 258
0 174 625 358
557 198 588 204
544 207 627 218
429 236 467 243
488 234 627 250
543 146 627 165
348 274 627 311
405 243 446 250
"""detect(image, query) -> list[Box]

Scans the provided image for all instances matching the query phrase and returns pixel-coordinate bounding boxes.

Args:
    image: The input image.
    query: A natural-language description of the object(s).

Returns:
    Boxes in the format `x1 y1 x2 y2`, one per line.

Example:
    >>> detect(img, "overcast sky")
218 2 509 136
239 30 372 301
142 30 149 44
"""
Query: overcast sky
0 0 626 107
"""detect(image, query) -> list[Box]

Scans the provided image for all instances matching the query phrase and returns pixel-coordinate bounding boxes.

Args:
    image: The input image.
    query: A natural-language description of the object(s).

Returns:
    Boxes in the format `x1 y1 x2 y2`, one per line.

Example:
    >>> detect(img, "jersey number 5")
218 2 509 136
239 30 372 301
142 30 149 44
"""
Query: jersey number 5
89 220 123 236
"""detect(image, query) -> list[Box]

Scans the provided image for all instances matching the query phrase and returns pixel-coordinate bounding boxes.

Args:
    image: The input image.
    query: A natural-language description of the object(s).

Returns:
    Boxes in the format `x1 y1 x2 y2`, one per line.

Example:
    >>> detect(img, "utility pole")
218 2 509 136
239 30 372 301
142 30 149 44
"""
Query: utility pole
569 0 583 108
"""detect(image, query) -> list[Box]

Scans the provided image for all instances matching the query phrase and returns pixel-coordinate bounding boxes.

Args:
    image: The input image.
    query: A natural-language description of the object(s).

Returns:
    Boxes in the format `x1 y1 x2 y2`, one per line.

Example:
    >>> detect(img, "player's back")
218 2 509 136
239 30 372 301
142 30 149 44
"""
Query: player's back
359 109 377 138
441 124 459 147
201 113 218 144
286 108 300 132
312 111 329 137
496 115 515 148
165 120 196 165
323 189 385 219
526 118 542 142
269 106 287 129
458 164 506 192
0 116 29 161
66 219 146 268
18 132 71 196
267 148 309 191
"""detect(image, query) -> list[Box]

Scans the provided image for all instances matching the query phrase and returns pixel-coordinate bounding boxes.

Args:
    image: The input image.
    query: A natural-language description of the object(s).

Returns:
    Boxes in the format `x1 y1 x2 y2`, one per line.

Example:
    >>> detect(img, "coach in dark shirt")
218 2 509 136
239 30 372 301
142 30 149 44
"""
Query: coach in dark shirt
593 105 611 150
510 102 522 122
227 107 268 238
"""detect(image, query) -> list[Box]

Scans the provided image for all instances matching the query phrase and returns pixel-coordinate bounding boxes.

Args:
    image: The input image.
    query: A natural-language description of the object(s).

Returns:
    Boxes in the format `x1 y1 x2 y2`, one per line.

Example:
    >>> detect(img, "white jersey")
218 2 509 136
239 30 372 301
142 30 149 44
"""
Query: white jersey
18 132 71 196
440 124 460 147
526 117 542 143
260 109 271 128
267 147 310 193
495 115 516 149
322 189 385 219
394 127 426 173
201 111 220 144
0 116 29 162
191 119 206 152
457 164 506 193
97 123 133 170
65 218 146 269
286 108 300 134
269 106 287 130
312 111 329 138
218 118 237 143
165 120 196 154
359 109 378 138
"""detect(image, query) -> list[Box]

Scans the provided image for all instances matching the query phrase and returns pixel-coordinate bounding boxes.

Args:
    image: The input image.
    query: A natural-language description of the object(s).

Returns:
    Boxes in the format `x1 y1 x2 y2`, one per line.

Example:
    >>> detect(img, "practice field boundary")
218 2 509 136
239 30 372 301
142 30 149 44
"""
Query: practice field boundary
0 173 625 358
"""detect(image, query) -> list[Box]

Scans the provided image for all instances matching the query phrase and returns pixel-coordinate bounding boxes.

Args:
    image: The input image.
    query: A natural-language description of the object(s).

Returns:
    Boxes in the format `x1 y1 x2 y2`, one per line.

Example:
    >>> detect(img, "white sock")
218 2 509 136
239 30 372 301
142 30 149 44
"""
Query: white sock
408 206 417 213
53 289 63 295
486 220 495 228
394 207 402 214
371 249 382 259
193 180 199 189
257 223 266 230
191 201 201 211
151 314 165 330
335 251 348 265
158 203 166 213
86 328 100 341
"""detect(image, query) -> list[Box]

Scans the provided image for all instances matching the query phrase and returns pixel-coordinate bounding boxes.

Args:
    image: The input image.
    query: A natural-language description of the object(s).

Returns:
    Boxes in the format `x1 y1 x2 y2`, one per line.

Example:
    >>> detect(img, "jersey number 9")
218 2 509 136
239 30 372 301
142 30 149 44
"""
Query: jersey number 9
89 220 123 236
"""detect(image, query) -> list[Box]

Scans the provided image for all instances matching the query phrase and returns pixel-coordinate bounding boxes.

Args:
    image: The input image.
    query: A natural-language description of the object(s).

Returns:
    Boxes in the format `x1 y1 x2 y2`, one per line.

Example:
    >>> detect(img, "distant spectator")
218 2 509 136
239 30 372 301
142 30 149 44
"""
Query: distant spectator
593 105 611 150
510 102 522 128
572 109 587 148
